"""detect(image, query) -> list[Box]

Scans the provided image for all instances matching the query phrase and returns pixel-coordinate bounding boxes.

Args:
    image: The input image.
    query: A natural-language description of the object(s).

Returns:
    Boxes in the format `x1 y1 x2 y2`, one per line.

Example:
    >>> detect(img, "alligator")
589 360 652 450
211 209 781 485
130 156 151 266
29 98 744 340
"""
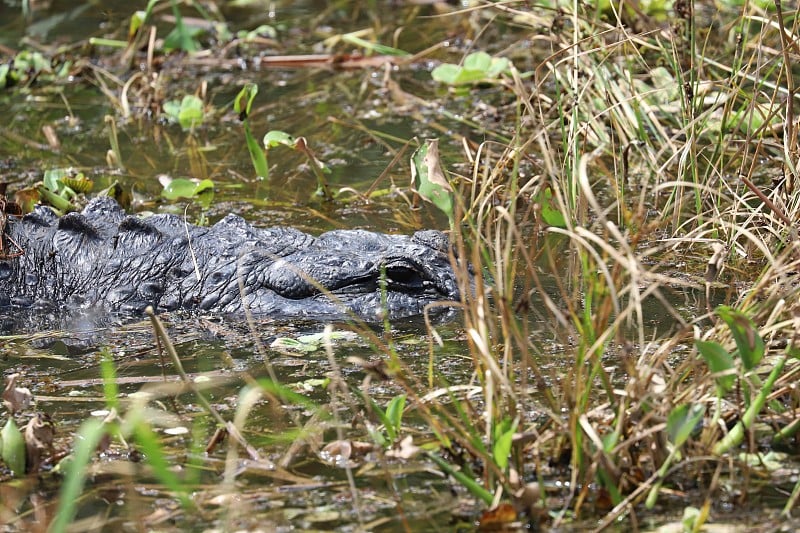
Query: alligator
0 197 463 324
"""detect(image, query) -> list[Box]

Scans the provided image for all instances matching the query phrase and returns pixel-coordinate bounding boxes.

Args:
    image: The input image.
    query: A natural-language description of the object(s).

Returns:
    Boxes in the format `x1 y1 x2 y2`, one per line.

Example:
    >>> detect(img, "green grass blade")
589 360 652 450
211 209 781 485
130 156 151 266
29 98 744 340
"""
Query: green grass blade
244 121 269 180
49 418 106 533
100 348 119 411
133 423 193 508
341 34 409 56
713 353 788 455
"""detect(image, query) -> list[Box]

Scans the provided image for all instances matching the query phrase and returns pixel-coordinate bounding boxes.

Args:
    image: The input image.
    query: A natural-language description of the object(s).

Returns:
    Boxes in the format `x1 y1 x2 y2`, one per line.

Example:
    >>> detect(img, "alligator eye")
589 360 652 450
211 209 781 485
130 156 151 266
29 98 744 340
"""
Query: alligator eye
385 264 424 290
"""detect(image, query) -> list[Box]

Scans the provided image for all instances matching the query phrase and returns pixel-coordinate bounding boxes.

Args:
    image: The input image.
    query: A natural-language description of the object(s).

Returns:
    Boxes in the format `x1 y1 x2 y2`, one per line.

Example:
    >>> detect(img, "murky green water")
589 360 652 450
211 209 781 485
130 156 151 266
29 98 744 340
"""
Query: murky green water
0 0 485 232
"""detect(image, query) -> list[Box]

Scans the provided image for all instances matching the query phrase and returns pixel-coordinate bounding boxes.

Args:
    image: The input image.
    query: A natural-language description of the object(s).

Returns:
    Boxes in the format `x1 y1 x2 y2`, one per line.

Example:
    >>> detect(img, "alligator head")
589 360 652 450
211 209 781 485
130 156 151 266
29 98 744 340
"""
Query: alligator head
215 227 462 320
0 197 464 322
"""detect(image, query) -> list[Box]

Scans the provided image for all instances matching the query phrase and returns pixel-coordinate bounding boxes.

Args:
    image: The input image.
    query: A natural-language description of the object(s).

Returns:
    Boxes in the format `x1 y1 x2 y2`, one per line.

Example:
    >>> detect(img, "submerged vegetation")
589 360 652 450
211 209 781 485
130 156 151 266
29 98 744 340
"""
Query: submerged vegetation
2 0 800 530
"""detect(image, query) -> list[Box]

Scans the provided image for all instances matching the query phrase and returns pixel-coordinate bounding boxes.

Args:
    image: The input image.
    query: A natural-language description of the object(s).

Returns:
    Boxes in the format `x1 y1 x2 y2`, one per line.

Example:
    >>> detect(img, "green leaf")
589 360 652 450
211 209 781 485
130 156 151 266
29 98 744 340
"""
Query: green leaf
163 0 201 53
22 52 52 74
1 418 25 476
270 337 318 353
233 83 258 118
129 10 147 39
713 352 788 455
37 185 75 212
737 451 786 471
492 417 518 471
160 178 196 199
237 24 277 40
366 424 388 448
384 395 406 441
716 306 765 370
666 404 705 448
486 57 510 78
430 64 462 85
163 26 201 53
695 340 736 394
427 452 494 505
270 331 356 353
431 51 511 86
292 377 331 393
161 178 215 200
43 168 69 193
535 186 567 227
463 51 491 71
682 506 702 532
349 389 396 447
788 345 800 360
263 130 295 148
297 331 354 344
0 64 10 89
411 139 454 227
141 0 159 23
133 423 192 508
177 97 204 130
255 378 320 410
244 122 269 179
162 100 180 118
436 66 487 85
193 179 214 195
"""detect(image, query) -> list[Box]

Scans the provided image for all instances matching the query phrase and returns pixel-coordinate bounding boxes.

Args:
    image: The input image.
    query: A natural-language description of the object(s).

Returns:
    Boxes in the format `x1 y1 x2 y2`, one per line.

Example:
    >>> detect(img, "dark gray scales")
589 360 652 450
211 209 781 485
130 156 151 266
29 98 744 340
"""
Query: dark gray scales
0 197 461 321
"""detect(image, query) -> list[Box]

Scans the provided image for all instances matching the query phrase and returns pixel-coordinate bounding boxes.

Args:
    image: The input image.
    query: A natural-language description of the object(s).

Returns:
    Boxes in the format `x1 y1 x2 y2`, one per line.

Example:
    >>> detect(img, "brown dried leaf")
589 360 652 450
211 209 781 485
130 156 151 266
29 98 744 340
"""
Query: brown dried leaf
386 435 420 460
24 413 55 472
705 242 727 283
477 503 519 531
349 440 376 456
142 505 179 526
320 439 373 468
320 439 352 466
258 53 396 69
205 426 227 454
422 139 452 192
3 374 33 414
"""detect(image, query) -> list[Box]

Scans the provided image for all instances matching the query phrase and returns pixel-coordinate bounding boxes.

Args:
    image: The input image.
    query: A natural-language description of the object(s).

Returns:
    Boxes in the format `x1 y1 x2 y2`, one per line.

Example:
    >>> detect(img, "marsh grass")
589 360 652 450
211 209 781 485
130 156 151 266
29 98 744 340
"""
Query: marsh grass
6 0 800 530
377 0 800 528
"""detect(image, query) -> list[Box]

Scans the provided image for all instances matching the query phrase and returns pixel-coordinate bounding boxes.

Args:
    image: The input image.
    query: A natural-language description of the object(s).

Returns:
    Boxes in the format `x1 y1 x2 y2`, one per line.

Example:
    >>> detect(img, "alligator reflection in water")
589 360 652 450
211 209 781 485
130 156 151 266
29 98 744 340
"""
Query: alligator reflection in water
0 197 463 331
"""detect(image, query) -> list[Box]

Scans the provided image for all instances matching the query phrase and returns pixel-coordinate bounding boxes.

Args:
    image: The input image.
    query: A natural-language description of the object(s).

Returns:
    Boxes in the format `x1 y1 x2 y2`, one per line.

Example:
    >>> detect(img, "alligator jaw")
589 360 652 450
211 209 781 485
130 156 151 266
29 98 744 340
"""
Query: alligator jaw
226 256 461 320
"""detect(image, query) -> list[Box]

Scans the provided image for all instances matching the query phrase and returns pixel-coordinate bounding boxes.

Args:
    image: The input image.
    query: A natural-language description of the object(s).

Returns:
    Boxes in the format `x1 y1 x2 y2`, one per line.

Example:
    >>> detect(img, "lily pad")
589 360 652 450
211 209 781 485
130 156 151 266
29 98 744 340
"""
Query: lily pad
432 51 511 86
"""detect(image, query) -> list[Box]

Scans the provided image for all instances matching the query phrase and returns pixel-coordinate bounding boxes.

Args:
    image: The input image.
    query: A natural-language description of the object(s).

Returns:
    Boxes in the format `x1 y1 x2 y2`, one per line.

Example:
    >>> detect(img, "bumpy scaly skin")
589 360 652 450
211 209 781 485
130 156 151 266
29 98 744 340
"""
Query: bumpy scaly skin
0 197 461 320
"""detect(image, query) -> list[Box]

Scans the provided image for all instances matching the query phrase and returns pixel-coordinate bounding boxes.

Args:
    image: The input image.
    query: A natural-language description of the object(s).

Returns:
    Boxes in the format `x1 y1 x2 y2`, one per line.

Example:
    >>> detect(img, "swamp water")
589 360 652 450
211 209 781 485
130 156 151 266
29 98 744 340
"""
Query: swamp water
1 1 796 531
